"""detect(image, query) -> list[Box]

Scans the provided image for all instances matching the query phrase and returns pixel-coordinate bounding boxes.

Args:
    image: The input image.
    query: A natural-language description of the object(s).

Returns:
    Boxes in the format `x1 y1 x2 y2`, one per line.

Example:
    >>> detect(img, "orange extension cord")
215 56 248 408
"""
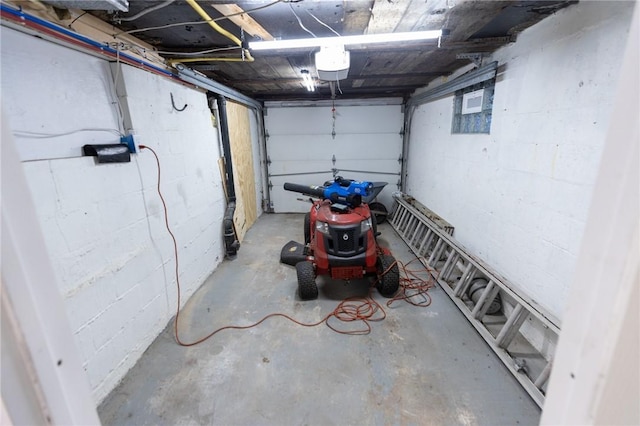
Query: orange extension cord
141 145 437 347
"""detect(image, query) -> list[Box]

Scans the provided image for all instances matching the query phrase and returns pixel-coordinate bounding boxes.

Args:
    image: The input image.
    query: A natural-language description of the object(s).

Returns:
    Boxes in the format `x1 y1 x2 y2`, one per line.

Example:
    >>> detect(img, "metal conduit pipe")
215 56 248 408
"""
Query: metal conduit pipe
175 63 261 110
216 95 236 202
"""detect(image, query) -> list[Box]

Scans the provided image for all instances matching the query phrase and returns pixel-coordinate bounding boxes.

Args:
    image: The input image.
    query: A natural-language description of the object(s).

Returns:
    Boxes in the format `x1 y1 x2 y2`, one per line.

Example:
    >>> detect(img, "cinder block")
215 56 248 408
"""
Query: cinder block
86 341 116 389
64 275 117 331
56 205 103 253
73 324 97 365
16 58 228 405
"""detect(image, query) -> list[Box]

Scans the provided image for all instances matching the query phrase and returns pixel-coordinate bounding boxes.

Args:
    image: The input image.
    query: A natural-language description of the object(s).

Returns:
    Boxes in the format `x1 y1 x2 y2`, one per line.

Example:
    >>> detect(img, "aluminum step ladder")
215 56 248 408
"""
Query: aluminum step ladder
389 192 560 408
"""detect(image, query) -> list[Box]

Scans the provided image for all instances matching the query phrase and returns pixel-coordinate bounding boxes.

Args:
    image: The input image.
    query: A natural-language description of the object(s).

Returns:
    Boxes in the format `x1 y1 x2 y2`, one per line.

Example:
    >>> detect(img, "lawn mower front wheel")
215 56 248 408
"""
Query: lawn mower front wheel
296 261 318 300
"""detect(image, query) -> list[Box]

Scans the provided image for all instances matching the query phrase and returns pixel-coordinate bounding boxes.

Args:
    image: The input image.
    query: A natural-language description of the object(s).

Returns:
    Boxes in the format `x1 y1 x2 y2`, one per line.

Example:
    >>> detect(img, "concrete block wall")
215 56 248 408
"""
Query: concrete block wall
405 1 634 321
2 28 226 402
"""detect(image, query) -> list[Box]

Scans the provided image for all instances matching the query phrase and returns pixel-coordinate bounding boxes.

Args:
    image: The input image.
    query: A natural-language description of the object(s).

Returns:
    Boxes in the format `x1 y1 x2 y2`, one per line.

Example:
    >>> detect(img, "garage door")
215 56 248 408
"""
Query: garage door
264 103 403 213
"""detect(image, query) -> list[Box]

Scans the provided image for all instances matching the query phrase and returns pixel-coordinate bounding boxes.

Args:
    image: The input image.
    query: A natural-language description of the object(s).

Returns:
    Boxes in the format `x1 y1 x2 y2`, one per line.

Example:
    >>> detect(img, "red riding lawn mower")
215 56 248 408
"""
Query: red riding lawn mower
280 177 400 300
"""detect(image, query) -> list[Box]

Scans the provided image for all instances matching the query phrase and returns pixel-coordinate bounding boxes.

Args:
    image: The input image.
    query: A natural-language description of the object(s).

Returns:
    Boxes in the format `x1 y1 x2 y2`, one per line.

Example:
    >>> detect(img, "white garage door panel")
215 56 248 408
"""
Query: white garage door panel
267 135 341 160
333 106 403 134
266 109 332 134
269 160 332 176
265 104 403 213
267 105 402 135
330 134 401 160
335 159 400 175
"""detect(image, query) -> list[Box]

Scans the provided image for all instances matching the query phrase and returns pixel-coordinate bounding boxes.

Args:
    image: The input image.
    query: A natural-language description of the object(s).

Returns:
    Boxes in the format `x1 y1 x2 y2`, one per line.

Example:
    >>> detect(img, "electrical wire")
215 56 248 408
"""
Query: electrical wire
13 128 123 138
116 0 283 36
289 3 316 38
336 76 343 95
139 145 186 345
305 9 341 37
67 11 87 29
387 257 438 308
155 46 241 56
141 144 435 346
117 0 175 22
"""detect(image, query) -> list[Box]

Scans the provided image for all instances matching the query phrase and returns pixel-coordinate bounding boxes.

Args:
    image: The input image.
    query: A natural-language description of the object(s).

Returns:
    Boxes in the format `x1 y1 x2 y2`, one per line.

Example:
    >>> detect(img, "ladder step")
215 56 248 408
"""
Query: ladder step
417 228 432 254
534 360 552 389
396 208 408 230
406 216 418 239
441 251 460 281
454 263 476 297
495 304 528 348
390 203 403 224
427 238 444 267
471 280 500 319
411 222 425 246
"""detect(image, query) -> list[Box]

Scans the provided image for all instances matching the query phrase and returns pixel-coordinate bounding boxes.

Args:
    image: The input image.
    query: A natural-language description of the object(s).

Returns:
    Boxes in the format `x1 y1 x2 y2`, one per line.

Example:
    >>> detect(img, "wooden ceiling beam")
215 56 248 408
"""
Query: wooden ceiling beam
365 0 411 34
445 0 515 41
199 71 445 86
341 0 374 35
210 4 274 41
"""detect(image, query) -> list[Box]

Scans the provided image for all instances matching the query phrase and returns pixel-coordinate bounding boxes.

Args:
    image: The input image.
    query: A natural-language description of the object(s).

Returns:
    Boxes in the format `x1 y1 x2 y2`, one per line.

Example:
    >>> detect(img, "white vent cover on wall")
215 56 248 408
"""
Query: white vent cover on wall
462 89 484 114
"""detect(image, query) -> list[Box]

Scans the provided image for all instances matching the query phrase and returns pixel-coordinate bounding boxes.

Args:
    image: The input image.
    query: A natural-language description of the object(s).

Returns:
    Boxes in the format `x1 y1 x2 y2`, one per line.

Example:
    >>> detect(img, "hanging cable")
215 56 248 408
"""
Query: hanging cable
331 99 337 139
156 46 241 56
305 9 341 36
13 128 123 138
116 0 283 36
289 3 316 37
117 0 175 22
67 11 87 29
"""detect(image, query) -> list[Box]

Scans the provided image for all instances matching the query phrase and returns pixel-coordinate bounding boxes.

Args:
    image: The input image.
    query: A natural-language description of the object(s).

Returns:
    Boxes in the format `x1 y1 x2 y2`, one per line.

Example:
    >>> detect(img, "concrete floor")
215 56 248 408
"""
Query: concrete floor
99 213 540 425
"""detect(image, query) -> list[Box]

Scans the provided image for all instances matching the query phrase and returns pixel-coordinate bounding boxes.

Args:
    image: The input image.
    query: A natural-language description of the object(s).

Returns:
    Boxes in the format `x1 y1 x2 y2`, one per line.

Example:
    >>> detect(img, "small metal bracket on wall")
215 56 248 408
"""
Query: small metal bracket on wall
456 53 484 67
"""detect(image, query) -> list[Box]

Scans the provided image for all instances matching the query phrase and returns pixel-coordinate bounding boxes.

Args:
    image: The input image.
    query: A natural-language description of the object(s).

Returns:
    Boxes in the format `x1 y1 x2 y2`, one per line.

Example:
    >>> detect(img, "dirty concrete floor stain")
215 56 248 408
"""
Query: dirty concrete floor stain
98 213 540 426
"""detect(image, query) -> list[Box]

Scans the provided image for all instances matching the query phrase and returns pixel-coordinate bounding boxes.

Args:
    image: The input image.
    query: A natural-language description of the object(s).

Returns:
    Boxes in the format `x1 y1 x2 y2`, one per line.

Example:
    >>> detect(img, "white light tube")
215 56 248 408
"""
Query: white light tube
301 70 315 92
249 30 442 51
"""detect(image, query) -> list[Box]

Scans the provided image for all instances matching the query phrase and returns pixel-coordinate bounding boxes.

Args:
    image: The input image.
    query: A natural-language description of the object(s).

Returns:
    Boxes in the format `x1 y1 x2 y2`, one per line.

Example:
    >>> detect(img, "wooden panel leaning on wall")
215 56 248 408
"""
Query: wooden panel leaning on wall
226 100 257 242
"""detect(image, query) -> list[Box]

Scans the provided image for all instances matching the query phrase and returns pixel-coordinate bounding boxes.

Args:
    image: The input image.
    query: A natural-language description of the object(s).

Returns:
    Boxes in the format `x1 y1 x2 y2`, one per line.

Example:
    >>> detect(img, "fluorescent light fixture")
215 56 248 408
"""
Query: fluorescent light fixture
301 69 315 92
249 30 442 51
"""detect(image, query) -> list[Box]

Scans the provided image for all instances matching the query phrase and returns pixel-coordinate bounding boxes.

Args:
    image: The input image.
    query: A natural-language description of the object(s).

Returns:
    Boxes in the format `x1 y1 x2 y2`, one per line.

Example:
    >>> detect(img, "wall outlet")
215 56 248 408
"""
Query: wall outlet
120 134 141 153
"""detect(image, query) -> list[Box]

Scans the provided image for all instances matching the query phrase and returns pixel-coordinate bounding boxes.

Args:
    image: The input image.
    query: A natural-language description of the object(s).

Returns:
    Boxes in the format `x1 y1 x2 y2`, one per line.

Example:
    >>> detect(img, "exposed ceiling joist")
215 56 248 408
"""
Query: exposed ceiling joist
35 0 576 101
210 3 274 41
365 0 411 34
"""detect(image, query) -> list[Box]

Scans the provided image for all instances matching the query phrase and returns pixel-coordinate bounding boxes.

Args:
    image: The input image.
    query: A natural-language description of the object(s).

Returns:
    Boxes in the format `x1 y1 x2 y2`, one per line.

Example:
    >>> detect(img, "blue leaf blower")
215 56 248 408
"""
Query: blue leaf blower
284 177 373 207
